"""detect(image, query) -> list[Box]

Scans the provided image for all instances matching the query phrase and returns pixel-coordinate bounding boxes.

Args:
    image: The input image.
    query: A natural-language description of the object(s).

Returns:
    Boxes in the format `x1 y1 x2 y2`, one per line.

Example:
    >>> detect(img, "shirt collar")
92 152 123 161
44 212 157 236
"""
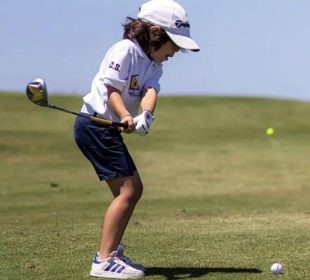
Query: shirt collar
132 39 161 67
133 40 151 60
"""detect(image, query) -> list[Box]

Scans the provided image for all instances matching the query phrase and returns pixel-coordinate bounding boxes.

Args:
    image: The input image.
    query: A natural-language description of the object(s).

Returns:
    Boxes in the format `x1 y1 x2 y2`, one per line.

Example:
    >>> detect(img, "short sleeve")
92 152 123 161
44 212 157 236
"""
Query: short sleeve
143 66 163 94
102 43 132 91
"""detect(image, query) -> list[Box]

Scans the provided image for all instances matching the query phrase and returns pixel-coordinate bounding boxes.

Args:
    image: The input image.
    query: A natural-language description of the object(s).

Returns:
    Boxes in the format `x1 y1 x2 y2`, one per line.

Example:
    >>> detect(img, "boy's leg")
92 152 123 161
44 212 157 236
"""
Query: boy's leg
98 172 143 259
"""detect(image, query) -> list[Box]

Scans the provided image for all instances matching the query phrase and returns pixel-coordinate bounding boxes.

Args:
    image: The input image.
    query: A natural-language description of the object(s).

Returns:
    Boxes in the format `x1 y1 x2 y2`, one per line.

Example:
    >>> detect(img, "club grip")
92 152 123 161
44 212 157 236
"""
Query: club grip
90 116 128 128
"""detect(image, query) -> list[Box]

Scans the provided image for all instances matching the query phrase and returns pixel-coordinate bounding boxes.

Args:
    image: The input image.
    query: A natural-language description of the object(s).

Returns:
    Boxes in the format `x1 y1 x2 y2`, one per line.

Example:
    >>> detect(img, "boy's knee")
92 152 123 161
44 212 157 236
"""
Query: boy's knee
132 182 143 203
116 179 143 205
135 181 143 201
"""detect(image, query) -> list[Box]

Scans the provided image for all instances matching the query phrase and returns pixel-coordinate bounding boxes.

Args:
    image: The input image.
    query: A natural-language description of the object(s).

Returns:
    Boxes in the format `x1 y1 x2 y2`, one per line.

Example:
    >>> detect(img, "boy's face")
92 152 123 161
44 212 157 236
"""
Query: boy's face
151 41 180 64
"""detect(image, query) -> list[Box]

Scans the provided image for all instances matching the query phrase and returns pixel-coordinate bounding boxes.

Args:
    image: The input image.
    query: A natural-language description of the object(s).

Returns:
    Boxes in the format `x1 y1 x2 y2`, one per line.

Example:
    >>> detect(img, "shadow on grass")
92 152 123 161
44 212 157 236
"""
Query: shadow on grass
146 267 262 279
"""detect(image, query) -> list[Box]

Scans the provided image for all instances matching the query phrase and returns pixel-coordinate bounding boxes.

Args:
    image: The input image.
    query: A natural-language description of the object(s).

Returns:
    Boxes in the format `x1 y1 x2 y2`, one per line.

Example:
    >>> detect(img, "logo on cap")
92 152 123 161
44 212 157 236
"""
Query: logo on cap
175 20 190 28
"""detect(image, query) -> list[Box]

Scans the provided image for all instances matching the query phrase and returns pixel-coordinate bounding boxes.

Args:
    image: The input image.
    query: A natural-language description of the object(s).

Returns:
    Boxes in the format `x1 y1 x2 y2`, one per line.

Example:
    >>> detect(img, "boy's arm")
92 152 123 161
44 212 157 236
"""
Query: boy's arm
141 88 157 113
107 85 135 133
133 88 157 136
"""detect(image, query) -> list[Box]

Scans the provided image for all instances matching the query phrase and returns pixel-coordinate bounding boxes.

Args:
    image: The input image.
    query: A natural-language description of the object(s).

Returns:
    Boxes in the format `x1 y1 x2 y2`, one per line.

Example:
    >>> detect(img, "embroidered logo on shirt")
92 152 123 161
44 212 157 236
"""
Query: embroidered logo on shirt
109 61 121 72
130 75 139 90
128 75 141 97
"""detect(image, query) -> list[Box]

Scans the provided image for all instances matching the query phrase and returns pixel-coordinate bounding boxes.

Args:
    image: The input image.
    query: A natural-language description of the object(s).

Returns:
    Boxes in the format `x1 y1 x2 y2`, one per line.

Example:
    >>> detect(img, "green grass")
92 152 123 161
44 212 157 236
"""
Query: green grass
1 92 310 280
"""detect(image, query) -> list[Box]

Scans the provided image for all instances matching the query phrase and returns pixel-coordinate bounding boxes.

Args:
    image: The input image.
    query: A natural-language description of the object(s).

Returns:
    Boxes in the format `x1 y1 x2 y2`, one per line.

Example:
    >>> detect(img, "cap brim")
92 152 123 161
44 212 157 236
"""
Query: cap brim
166 31 200 52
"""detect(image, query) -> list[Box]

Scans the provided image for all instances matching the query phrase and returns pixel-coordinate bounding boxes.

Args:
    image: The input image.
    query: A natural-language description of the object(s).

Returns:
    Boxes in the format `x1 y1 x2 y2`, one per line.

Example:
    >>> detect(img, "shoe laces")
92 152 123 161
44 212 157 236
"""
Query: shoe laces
95 244 130 264
116 243 126 257
110 250 119 258
116 244 133 263
115 244 145 271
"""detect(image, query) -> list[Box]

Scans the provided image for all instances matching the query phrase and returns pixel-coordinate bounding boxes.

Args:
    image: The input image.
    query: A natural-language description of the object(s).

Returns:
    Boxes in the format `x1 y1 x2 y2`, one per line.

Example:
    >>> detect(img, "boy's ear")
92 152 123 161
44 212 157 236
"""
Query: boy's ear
149 25 161 41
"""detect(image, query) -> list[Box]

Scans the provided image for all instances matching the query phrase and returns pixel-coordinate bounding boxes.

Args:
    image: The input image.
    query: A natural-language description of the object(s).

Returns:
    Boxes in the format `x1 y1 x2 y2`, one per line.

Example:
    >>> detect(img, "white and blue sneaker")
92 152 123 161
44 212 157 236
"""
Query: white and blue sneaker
116 244 145 272
90 251 144 279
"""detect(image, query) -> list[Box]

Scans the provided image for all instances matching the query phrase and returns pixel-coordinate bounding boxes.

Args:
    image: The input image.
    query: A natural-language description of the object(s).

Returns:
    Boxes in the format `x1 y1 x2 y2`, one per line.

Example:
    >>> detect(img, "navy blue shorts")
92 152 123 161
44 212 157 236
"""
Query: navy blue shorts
73 115 137 181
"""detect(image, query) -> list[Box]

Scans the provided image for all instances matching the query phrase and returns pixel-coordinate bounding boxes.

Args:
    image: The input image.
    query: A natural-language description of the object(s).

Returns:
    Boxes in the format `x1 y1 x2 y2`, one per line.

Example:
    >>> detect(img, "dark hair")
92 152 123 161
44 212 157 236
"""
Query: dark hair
123 17 171 55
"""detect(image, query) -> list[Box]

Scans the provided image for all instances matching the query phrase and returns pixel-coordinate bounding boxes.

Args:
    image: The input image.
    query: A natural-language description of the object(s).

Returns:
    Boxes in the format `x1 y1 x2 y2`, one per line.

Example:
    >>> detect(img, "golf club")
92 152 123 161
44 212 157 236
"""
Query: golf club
26 78 128 128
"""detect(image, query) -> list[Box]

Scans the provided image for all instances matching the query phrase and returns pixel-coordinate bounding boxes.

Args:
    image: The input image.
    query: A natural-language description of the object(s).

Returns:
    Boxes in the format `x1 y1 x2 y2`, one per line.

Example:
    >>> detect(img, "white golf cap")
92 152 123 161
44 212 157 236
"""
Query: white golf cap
137 0 200 52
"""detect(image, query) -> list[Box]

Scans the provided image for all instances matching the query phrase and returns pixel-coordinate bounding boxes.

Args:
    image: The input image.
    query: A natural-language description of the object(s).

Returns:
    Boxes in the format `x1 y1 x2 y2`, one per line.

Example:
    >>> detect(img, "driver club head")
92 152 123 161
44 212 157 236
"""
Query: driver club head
26 78 49 107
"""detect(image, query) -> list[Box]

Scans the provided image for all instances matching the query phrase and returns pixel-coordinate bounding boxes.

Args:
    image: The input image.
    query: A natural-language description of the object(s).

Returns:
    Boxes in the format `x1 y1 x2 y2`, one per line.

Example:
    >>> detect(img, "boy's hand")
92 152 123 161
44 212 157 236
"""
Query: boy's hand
133 110 154 136
121 115 135 134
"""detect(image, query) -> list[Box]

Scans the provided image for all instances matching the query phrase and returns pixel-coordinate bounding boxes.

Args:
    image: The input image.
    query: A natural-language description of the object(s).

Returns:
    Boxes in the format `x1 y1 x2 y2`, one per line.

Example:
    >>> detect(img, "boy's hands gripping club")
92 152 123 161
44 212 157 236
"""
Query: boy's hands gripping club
133 110 154 136
121 114 135 134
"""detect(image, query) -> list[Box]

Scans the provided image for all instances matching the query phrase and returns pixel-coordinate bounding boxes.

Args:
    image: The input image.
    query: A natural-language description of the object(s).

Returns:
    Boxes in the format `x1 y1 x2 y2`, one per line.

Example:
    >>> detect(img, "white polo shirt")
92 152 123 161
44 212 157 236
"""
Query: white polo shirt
81 39 163 121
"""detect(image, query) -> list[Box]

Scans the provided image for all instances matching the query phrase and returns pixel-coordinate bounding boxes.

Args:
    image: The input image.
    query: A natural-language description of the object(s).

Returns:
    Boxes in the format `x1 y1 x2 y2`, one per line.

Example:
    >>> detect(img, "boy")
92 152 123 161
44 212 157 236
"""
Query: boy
74 0 200 278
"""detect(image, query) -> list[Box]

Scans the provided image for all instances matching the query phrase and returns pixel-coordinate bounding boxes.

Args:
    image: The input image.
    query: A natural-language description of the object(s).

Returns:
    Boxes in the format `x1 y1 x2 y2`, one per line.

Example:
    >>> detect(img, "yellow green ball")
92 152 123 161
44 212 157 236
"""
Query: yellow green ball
266 128 274 136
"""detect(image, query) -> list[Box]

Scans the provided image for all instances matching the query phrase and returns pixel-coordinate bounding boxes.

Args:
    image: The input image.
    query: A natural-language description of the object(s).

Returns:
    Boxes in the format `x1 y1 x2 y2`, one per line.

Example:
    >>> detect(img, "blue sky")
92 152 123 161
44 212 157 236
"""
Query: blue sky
1 0 310 101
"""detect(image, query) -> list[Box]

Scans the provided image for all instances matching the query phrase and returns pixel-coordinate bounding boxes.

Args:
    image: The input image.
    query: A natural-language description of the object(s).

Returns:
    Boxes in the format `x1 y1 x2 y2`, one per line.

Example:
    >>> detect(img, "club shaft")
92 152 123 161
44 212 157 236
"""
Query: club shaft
48 104 128 128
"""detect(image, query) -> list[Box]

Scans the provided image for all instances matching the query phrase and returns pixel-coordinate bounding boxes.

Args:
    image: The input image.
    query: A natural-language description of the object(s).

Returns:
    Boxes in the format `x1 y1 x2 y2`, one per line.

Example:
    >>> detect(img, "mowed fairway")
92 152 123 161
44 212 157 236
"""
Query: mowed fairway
1 93 310 280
